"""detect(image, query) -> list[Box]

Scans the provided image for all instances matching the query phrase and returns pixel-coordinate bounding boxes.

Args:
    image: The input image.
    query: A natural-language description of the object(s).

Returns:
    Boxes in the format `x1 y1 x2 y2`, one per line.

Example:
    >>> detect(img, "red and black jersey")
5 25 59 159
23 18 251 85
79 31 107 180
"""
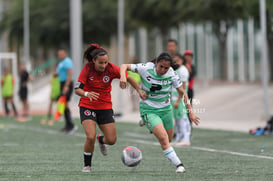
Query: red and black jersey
77 62 127 110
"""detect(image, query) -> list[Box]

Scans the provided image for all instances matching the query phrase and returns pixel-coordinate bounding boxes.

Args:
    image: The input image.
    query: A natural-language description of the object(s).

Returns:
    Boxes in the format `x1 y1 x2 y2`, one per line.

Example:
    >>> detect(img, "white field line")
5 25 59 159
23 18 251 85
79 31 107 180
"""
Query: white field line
190 146 273 160
3 124 273 160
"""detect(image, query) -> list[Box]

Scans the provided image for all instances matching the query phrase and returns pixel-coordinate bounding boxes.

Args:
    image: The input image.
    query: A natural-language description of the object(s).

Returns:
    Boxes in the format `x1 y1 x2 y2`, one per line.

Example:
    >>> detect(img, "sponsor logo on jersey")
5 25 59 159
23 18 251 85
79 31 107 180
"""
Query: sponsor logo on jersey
103 75 110 83
89 76 94 81
146 76 171 85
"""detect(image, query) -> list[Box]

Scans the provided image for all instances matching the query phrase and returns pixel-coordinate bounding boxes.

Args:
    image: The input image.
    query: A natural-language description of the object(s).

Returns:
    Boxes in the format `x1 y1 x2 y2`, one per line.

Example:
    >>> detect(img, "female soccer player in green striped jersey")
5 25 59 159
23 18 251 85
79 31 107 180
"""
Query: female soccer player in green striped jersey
120 52 200 173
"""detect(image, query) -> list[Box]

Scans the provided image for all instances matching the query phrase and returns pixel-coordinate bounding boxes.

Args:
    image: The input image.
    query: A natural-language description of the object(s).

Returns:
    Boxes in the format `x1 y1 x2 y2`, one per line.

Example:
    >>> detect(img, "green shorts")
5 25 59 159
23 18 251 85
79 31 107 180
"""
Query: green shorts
140 103 173 132
171 100 189 119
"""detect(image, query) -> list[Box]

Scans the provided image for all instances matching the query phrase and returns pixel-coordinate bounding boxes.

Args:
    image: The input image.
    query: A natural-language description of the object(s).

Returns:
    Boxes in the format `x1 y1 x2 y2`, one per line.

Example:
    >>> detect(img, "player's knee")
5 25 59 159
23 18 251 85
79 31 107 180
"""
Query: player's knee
106 136 116 145
86 135 96 144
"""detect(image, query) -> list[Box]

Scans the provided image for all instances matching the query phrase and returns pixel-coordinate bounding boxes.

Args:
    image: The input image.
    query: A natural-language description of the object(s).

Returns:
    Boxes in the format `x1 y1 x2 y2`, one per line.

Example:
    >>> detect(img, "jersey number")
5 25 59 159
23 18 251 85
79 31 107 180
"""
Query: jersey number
150 84 162 92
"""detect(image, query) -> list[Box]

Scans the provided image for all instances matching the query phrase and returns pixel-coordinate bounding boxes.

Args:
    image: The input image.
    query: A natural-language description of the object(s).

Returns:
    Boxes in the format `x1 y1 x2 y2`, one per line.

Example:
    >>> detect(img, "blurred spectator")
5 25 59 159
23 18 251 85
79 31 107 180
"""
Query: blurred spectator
18 63 32 120
167 39 178 57
57 49 77 133
1 67 18 118
127 57 141 112
184 50 196 105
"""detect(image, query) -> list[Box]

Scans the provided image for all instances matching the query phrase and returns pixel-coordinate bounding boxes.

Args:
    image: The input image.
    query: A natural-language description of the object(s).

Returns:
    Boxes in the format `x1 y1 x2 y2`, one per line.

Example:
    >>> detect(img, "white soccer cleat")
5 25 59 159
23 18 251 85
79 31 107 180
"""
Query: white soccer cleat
176 141 191 146
97 134 107 156
176 165 186 173
81 166 91 173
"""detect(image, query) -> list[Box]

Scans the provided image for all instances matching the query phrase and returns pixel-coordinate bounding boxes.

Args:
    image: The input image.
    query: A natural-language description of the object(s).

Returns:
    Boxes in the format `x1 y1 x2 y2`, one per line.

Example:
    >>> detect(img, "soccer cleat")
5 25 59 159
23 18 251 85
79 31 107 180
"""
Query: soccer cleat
40 119 46 125
139 120 145 127
81 166 91 173
47 120 54 126
176 141 191 146
97 134 107 156
176 165 186 173
67 125 78 135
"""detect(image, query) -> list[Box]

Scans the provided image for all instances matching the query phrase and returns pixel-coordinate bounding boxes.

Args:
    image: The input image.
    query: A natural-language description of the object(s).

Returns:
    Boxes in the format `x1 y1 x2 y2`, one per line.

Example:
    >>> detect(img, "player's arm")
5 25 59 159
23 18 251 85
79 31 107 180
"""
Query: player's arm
177 86 200 125
63 68 72 94
127 76 147 100
74 81 99 101
174 81 187 109
120 64 131 89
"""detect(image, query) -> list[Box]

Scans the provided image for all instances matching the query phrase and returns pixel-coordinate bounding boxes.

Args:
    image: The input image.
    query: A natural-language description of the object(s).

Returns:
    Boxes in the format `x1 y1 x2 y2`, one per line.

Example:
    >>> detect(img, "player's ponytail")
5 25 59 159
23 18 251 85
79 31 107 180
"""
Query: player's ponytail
83 44 108 62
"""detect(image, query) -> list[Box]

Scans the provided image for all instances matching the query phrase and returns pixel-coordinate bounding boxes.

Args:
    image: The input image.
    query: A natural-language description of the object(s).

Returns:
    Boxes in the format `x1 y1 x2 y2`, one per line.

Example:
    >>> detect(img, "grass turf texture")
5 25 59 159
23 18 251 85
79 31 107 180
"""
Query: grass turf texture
0 116 273 181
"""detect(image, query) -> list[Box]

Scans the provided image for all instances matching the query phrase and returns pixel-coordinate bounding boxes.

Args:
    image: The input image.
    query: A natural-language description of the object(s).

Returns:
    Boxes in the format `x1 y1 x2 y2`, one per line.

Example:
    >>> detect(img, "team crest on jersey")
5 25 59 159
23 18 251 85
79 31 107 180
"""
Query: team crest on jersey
84 110 91 116
103 75 110 83
163 79 168 85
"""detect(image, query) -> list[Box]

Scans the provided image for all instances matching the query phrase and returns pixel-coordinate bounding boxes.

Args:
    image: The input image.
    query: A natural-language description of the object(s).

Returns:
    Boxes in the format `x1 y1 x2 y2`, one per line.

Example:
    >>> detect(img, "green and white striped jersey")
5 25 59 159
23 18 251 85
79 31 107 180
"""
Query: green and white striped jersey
171 65 189 101
130 62 182 109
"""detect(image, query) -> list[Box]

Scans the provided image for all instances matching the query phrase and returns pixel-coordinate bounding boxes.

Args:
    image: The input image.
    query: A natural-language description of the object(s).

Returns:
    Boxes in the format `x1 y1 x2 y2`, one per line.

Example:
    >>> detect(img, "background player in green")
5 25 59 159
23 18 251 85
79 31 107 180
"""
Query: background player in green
41 69 60 126
1 67 18 118
120 52 200 173
171 53 191 146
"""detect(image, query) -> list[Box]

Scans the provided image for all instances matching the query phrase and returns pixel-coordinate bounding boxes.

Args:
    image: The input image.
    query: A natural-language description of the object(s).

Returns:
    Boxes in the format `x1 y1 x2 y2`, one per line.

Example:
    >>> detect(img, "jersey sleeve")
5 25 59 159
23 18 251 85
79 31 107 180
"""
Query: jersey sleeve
65 59 73 70
172 70 183 89
77 64 89 84
111 63 128 79
130 63 147 75
180 67 189 82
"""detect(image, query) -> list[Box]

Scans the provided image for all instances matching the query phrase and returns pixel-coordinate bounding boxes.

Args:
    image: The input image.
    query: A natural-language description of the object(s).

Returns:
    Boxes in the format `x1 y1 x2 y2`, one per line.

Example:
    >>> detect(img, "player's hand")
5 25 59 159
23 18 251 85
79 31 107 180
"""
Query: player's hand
138 90 147 100
86 91 99 101
120 76 127 89
63 85 69 95
174 101 179 109
189 111 200 125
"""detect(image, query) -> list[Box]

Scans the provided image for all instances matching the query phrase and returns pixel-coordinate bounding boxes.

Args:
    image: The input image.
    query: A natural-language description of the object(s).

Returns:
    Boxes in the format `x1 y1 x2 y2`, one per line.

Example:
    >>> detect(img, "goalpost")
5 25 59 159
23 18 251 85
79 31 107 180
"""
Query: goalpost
0 52 19 114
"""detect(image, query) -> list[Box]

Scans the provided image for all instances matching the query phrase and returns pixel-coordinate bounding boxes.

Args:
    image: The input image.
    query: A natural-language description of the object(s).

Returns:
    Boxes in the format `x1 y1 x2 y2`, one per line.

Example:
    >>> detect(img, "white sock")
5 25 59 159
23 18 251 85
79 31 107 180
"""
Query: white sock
163 146 182 167
182 116 191 143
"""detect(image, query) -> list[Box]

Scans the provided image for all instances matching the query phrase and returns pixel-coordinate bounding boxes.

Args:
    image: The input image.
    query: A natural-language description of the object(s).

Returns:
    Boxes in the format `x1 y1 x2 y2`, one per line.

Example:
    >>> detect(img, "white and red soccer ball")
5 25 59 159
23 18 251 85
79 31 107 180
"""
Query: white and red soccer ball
121 146 142 167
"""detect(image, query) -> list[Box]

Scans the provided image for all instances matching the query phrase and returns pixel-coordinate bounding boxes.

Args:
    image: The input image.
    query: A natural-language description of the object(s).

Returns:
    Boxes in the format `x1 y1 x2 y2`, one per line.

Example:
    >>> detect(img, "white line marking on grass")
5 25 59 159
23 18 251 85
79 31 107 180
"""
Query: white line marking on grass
5 123 273 161
6 124 86 138
123 132 153 139
190 146 273 160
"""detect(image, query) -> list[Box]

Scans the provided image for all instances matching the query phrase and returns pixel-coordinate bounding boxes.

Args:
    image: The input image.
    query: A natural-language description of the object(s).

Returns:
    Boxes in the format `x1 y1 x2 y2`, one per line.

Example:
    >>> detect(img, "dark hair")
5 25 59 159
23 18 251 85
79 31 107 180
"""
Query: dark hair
173 53 187 66
150 52 177 70
83 44 107 62
167 39 178 45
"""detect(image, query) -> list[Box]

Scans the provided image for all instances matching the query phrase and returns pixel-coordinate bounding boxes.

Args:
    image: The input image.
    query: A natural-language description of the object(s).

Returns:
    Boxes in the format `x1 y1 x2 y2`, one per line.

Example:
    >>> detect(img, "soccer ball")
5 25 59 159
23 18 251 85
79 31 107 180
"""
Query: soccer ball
121 146 142 167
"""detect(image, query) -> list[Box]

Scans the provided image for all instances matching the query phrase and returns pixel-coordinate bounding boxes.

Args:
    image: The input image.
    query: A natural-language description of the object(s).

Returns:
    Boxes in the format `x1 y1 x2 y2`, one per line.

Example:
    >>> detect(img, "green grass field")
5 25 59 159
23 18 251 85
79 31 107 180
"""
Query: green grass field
0 116 273 181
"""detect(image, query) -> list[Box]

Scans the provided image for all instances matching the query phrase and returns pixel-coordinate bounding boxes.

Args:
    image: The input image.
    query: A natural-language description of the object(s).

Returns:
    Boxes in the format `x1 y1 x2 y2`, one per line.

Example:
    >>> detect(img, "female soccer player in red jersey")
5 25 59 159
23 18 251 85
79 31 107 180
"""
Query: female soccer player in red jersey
75 44 141 172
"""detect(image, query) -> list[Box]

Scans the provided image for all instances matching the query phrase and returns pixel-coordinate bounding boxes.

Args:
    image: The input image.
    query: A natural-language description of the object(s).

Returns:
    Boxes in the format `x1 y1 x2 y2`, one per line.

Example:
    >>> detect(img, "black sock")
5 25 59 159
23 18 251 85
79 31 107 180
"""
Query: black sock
176 163 184 168
11 103 18 116
98 135 104 144
83 152 92 167
4 101 9 116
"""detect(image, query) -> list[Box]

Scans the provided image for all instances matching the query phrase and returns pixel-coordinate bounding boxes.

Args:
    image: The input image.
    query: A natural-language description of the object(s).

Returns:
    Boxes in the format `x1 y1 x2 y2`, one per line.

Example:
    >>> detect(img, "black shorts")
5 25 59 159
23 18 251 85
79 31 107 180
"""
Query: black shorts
19 87 28 101
79 107 115 125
